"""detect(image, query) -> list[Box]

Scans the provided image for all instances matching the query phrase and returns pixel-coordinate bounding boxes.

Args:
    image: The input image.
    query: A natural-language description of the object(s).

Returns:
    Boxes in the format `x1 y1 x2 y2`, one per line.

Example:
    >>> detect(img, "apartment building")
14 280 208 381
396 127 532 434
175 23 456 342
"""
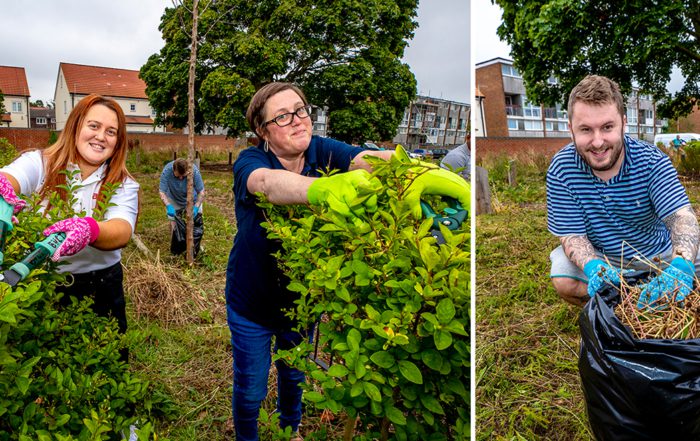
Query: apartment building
54 62 165 133
392 95 470 149
0 66 31 128
475 57 665 142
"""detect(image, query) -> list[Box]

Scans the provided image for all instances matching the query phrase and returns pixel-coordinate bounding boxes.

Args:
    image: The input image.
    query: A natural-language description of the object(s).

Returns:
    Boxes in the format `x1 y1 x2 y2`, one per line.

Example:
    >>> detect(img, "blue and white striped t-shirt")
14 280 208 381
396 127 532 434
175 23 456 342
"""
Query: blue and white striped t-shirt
546 135 690 259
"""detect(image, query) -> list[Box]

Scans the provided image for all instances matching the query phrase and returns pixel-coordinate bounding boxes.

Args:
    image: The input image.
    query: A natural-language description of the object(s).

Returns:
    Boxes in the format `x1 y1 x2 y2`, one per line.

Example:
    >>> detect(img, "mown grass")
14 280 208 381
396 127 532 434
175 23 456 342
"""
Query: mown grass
476 150 700 440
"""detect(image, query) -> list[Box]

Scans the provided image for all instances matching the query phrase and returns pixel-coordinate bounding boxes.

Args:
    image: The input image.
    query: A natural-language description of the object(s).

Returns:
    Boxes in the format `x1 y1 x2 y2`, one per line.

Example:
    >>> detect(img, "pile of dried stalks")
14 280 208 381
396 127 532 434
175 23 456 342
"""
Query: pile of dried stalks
124 251 211 327
614 279 700 340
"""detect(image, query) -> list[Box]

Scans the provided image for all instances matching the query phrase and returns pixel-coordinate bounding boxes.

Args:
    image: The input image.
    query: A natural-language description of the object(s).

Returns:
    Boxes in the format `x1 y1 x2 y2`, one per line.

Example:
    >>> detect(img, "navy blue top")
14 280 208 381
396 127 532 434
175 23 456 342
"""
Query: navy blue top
225 136 364 328
546 135 690 259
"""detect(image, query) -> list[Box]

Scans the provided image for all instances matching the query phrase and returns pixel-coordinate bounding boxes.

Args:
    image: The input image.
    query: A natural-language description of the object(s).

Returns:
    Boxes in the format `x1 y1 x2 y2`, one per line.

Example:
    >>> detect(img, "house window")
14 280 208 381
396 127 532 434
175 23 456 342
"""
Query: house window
11 102 22 112
36 117 47 125
130 104 136 112
507 118 519 130
64 101 68 115
501 65 521 78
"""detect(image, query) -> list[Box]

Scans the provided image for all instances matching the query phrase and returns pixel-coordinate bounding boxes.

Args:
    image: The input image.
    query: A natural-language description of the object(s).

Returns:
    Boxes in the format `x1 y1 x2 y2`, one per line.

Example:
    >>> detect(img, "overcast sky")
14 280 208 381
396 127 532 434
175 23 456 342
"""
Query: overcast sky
2 0 470 106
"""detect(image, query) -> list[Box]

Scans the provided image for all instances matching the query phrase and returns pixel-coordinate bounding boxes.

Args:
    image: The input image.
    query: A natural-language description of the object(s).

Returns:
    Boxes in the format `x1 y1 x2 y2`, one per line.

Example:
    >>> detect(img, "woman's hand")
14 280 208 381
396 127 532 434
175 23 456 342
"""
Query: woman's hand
43 216 100 261
307 170 382 217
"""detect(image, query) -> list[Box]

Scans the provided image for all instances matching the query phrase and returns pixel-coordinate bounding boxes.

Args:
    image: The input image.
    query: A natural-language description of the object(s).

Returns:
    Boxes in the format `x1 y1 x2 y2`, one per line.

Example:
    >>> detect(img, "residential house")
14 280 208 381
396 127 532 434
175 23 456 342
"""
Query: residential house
475 57 665 142
30 106 56 130
392 95 470 149
0 66 31 128
54 62 165 133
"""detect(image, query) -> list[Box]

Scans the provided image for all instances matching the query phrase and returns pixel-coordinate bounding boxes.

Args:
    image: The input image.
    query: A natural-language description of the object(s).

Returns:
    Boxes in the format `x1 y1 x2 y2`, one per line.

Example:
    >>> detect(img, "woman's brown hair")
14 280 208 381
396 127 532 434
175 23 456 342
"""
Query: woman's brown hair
40 94 131 205
245 82 308 138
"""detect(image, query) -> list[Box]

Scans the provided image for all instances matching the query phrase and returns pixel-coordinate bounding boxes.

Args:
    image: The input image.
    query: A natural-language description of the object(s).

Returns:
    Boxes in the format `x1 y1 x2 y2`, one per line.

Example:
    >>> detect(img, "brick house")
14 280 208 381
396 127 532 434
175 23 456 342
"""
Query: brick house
29 106 56 130
0 66 31 128
54 62 165 133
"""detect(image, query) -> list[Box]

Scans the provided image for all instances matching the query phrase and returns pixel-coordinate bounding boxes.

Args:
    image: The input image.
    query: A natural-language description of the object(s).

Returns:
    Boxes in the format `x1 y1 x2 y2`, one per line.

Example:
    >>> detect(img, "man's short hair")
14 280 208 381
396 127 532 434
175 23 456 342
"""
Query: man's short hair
173 158 188 175
567 75 625 121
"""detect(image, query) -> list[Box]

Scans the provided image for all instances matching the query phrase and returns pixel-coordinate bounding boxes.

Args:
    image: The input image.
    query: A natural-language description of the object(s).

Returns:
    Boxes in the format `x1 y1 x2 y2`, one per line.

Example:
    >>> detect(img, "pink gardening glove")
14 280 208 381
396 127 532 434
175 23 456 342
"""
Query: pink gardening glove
0 173 26 216
43 217 100 261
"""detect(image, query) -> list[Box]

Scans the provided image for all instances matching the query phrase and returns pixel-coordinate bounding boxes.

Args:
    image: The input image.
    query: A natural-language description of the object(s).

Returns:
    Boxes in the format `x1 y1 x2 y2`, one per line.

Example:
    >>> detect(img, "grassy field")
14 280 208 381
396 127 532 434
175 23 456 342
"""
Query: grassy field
475 151 700 440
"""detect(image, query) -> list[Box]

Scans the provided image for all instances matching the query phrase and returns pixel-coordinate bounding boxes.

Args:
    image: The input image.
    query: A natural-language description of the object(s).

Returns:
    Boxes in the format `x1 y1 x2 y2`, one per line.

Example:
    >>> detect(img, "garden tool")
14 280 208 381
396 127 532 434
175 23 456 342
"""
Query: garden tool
0 197 16 266
420 197 467 245
0 232 66 287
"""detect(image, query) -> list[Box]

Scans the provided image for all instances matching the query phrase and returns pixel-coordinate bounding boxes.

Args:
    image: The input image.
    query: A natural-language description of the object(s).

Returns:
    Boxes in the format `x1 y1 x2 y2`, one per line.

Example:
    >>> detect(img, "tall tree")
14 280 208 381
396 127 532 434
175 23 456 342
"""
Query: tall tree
141 0 418 143
494 0 700 120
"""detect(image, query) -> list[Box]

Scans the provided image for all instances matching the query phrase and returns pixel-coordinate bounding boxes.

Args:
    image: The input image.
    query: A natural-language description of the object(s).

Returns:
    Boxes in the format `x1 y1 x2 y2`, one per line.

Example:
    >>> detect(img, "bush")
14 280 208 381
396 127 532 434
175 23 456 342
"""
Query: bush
0 138 18 167
261 154 469 440
0 184 171 439
678 140 700 176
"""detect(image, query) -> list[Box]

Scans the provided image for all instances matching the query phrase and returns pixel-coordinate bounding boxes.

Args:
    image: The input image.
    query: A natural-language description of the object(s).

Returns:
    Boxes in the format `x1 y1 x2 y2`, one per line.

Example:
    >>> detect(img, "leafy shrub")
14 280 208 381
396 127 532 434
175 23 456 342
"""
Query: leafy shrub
678 140 700 176
0 184 171 439
0 138 18 167
261 155 469 440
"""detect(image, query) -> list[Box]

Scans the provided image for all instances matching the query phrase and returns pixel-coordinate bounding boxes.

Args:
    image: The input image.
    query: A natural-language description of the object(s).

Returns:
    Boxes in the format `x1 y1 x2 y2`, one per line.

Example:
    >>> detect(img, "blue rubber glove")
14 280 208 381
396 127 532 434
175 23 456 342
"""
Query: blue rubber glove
166 204 175 219
637 257 694 309
307 170 382 217
194 206 200 216
583 259 625 298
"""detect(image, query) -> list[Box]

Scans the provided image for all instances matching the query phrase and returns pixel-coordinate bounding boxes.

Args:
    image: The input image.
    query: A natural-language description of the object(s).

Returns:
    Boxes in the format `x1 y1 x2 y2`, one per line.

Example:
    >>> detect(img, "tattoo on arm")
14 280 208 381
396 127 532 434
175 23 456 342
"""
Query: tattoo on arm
561 235 598 270
664 206 700 261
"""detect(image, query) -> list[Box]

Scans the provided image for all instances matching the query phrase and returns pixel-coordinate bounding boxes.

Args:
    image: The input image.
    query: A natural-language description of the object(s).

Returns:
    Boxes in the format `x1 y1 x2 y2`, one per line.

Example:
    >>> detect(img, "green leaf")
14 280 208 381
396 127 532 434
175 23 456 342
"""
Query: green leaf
15 376 30 395
386 406 407 425
347 328 361 352
304 391 325 403
421 350 444 371
436 298 456 323
420 394 445 415
398 360 423 384
434 330 453 350
370 351 395 369
363 381 382 402
328 364 349 378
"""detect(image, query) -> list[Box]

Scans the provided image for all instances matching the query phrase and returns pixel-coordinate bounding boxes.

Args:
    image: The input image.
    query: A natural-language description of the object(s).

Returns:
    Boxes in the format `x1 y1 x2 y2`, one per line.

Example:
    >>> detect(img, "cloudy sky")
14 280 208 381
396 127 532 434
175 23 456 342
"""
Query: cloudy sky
2 0 470 105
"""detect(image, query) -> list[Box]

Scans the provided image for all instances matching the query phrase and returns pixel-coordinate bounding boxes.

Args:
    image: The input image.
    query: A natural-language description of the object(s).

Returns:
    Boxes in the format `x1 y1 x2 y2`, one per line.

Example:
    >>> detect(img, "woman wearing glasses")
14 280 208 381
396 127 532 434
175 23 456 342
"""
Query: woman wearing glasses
225 82 393 441
226 81 469 440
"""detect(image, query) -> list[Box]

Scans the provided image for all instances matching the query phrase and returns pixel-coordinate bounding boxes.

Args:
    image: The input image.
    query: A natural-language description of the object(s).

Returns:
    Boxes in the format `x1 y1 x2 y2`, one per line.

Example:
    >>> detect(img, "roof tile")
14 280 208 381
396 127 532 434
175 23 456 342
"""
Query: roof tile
0 66 30 96
60 63 147 99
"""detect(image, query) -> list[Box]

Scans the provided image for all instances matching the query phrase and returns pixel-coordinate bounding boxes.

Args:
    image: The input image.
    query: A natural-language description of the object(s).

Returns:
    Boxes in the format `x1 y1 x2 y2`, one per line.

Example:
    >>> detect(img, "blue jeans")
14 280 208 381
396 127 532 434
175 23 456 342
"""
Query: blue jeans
227 304 307 441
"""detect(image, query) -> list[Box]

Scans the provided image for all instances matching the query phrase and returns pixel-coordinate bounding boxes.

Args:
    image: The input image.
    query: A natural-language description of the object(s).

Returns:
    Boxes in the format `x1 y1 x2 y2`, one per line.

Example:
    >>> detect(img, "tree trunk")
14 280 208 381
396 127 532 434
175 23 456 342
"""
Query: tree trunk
185 0 199 264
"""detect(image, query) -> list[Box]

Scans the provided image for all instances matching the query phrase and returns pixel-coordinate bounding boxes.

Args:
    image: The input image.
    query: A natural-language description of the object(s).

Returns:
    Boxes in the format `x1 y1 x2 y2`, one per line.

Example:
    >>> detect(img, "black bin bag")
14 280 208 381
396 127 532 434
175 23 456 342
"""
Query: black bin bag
578 272 700 441
170 209 204 257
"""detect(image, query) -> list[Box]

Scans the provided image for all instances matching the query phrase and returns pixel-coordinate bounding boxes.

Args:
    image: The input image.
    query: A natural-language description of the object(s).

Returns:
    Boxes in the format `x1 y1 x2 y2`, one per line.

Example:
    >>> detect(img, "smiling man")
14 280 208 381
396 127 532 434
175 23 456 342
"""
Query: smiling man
546 75 700 308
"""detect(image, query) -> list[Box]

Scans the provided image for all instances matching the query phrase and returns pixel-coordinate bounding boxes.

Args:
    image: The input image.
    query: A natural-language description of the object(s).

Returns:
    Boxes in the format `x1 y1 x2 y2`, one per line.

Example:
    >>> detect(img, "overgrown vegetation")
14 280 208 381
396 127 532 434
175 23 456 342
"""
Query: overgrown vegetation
475 153 589 440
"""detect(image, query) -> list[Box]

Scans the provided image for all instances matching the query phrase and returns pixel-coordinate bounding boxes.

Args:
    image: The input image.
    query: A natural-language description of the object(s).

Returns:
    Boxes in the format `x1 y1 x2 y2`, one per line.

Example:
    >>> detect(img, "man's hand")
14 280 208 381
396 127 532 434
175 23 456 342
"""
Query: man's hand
307 170 382 217
194 206 200 216
637 257 694 308
166 204 175 219
583 259 625 298
43 217 100 261
394 145 470 218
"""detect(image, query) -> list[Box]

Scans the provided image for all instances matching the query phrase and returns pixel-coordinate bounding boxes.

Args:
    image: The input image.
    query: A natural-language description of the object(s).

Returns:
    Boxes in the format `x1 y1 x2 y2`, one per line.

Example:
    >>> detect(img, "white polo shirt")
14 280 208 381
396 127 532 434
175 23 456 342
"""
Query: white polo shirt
1 150 139 274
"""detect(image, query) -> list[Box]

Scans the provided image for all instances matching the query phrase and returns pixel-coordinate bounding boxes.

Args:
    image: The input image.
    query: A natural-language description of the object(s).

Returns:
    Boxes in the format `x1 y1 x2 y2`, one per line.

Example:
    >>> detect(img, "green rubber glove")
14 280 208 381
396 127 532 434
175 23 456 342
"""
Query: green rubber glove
307 169 381 217
394 145 471 218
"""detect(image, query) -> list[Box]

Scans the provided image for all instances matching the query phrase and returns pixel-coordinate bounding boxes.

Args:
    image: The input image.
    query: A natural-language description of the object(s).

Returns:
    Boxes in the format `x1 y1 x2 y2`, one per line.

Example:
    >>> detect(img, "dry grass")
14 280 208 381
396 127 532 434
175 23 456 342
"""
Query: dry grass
124 251 223 327
615 280 700 340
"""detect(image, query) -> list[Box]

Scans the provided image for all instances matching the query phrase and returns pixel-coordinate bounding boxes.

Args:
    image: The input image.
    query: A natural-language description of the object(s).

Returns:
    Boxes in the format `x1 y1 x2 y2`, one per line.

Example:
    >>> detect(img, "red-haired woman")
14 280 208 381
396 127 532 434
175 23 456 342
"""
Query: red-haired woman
0 93 139 338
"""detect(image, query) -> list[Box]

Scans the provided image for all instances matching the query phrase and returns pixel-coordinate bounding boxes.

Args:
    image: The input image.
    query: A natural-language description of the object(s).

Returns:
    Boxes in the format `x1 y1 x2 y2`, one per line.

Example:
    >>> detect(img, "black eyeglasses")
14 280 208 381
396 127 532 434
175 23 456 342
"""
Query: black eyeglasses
264 105 313 128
